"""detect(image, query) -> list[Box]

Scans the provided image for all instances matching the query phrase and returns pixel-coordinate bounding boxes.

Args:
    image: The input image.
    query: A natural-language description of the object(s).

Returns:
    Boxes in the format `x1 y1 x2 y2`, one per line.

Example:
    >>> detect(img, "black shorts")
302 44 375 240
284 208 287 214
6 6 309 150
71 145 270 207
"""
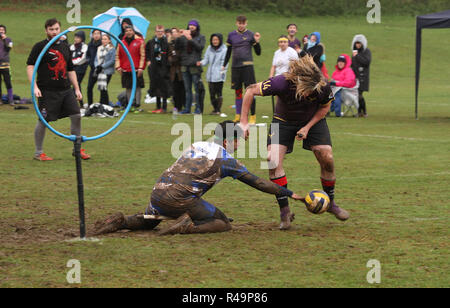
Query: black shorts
231 66 256 90
268 117 332 154
38 89 80 122
121 72 145 89
148 197 229 226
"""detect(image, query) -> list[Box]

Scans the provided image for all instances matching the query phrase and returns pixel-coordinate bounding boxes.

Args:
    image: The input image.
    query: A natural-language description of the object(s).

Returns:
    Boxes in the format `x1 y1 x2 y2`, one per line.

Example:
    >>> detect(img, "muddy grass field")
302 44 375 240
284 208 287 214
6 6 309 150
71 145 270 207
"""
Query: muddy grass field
0 2 449 288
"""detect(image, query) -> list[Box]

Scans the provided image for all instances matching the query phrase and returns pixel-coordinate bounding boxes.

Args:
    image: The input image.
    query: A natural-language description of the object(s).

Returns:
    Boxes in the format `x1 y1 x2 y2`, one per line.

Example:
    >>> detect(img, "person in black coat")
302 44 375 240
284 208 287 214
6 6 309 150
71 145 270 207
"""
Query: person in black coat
300 32 323 69
85 29 102 106
146 25 171 113
351 34 372 117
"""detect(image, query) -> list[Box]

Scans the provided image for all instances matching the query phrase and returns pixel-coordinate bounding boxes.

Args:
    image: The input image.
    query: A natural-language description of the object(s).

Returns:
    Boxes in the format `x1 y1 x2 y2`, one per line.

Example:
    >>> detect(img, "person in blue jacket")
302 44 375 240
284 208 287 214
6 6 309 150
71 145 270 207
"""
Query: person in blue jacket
197 33 228 115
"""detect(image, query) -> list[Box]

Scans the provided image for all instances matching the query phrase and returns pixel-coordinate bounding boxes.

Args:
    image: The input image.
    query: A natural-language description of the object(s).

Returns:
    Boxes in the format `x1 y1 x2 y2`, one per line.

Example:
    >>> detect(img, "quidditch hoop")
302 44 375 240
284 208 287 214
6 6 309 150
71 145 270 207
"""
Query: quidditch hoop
31 25 136 142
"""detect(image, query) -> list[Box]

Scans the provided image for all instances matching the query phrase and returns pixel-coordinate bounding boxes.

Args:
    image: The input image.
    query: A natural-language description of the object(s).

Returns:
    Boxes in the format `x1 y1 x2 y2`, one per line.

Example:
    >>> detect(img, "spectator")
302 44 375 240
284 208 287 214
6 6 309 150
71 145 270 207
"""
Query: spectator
176 20 205 115
168 27 185 113
197 33 228 115
269 35 298 78
0 24 14 106
70 31 88 107
223 15 261 124
330 54 356 117
94 34 116 105
26 18 90 161
319 41 329 80
119 18 142 41
302 35 308 49
286 24 302 54
86 29 102 106
301 32 323 69
115 25 146 111
146 25 171 114
351 34 371 118
164 28 172 41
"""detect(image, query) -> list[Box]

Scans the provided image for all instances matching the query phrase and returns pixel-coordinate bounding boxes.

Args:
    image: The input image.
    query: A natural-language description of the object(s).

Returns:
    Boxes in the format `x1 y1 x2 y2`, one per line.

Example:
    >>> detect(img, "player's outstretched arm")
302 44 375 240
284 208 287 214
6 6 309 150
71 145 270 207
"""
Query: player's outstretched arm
240 83 262 133
238 172 304 202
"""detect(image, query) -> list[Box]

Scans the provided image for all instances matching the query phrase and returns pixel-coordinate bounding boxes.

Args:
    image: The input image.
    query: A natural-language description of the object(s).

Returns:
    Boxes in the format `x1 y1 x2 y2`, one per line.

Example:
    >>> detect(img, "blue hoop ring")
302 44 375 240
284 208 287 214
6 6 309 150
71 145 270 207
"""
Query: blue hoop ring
31 26 137 142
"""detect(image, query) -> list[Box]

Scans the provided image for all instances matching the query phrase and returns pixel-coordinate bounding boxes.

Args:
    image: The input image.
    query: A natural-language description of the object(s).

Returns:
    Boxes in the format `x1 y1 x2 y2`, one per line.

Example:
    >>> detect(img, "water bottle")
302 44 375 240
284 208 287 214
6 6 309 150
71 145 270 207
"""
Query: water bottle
172 107 178 120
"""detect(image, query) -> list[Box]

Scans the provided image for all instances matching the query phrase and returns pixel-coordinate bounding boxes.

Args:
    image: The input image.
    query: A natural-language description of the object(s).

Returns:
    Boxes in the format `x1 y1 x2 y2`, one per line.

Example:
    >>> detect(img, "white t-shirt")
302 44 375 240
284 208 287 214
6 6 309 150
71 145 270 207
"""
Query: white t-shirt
272 47 299 76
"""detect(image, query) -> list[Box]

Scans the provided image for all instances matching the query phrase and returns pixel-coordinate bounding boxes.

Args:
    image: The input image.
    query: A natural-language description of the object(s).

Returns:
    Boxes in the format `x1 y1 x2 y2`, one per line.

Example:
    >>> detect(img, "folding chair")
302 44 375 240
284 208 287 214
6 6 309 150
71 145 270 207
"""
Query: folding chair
341 80 360 117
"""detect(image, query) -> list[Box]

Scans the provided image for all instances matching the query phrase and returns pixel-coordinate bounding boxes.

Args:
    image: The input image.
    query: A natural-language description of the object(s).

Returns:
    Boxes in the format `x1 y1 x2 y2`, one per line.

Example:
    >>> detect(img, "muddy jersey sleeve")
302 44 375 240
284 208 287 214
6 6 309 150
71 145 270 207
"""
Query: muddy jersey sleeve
220 155 250 180
238 172 293 197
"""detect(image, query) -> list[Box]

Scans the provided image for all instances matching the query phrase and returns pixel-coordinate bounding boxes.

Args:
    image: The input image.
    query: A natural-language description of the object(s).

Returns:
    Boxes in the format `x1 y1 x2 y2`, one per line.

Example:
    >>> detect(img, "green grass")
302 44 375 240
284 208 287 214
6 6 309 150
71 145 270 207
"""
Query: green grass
0 3 449 288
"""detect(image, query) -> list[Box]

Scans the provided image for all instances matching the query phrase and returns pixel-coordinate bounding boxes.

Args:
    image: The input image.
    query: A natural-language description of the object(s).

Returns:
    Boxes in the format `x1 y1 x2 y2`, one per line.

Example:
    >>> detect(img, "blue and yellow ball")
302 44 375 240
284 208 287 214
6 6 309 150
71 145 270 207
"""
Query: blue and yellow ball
305 190 330 214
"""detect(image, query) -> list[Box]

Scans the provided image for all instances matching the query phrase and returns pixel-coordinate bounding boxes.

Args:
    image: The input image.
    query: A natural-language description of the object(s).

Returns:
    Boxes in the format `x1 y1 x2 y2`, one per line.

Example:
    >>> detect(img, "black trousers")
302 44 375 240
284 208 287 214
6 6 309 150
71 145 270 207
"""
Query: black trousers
358 90 367 115
0 68 12 97
87 68 97 106
99 75 113 105
208 82 223 113
172 75 185 111
75 68 87 105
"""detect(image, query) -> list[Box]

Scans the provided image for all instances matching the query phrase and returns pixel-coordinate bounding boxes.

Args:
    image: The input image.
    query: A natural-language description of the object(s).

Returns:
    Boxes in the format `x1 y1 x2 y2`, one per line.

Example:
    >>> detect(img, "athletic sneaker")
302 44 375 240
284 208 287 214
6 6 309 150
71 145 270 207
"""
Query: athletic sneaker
158 213 193 236
233 114 240 123
279 212 295 230
327 201 350 221
72 149 91 160
151 109 163 114
249 115 257 125
34 153 53 161
93 212 125 235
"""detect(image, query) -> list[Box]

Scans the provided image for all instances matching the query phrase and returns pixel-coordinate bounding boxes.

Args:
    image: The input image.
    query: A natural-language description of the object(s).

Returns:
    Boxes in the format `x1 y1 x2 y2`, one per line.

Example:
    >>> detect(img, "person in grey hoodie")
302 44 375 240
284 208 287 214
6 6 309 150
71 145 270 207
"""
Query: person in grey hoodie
197 33 228 115
351 34 371 117
175 19 206 114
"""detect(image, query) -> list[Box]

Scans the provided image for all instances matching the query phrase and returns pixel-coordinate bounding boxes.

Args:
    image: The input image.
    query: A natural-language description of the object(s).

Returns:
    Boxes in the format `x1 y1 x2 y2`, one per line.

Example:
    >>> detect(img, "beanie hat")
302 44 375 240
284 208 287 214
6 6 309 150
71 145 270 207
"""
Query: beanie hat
188 19 200 29
74 31 86 42
337 55 346 63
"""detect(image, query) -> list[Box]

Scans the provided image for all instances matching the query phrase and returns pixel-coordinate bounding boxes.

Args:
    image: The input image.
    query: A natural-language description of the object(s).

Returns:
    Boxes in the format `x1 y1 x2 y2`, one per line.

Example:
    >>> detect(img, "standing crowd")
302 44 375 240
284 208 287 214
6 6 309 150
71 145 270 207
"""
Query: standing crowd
1 15 372 162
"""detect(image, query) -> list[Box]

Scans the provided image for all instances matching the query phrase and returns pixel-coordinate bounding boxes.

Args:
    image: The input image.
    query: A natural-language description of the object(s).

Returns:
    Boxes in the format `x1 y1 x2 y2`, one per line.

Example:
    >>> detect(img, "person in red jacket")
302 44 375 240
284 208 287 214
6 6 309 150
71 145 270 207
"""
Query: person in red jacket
330 54 356 117
115 26 146 111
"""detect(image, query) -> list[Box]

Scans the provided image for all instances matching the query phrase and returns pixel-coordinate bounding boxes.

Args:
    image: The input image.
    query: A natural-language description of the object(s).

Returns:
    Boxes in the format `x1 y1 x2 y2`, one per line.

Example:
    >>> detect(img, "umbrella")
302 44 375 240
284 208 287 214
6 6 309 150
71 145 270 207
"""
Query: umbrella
92 7 150 44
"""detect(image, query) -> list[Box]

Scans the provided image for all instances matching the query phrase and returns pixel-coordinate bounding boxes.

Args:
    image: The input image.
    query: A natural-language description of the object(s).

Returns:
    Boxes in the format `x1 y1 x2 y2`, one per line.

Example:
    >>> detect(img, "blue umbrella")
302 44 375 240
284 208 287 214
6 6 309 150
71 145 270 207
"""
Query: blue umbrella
92 7 150 44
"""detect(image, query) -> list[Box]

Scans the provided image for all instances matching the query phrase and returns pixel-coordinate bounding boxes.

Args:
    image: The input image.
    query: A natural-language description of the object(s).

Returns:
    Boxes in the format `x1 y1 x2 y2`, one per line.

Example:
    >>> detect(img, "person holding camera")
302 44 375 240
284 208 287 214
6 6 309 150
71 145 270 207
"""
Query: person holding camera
175 20 205 114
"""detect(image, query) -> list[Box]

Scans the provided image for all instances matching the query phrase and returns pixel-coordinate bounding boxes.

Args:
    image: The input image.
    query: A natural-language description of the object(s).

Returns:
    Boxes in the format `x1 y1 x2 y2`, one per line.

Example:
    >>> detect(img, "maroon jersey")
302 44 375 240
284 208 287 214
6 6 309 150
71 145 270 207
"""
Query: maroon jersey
260 74 333 122
288 37 301 50
226 30 256 68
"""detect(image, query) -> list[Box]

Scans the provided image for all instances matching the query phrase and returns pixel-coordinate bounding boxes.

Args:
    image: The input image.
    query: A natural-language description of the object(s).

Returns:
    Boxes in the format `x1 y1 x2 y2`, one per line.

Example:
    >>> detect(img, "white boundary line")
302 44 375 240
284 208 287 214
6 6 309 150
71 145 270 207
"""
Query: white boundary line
335 132 449 142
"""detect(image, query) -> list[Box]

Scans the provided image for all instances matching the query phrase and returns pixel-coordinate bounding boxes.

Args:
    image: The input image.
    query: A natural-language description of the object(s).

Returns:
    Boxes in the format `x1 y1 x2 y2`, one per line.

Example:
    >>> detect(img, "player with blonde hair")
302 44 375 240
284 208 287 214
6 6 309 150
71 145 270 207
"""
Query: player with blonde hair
240 55 350 230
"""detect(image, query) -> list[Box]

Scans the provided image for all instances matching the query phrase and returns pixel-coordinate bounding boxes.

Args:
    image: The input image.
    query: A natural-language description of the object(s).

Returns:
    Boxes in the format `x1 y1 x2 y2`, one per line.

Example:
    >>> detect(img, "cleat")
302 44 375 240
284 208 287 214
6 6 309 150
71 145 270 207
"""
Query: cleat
279 212 295 230
34 153 53 161
233 114 241 123
249 115 257 125
73 149 91 160
327 201 350 221
80 149 91 160
158 213 193 236
93 212 125 235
